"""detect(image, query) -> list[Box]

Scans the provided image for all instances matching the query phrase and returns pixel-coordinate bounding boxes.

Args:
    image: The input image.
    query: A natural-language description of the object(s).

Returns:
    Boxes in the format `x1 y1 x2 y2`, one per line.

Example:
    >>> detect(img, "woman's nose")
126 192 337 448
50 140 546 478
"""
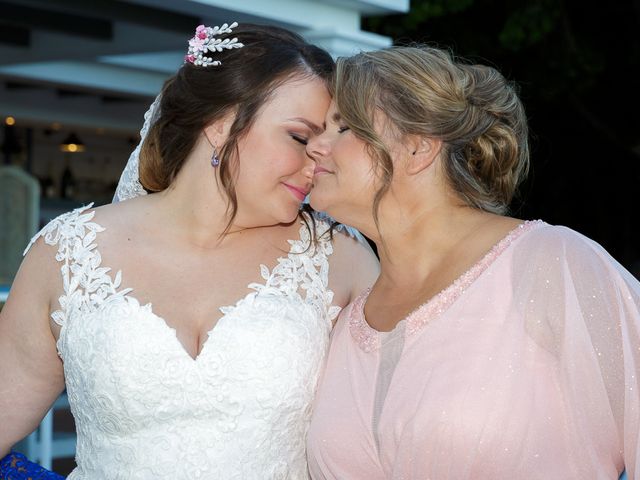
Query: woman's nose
306 134 330 162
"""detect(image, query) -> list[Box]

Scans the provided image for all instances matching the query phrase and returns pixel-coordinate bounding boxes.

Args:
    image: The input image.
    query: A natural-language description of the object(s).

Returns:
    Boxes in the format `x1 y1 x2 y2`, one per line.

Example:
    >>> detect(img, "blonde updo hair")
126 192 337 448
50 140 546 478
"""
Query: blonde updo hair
333 45 529 217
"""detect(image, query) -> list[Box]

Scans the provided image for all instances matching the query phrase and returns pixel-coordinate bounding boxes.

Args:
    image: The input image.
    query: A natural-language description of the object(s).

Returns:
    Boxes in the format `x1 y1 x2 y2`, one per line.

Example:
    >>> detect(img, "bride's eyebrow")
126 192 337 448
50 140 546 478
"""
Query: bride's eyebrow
331 111 342 124
286 117 323 135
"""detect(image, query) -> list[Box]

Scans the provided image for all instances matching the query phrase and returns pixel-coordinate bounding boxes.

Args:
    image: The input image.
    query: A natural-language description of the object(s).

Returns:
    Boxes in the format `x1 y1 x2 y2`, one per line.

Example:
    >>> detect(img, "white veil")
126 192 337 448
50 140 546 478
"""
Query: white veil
112 93 162 203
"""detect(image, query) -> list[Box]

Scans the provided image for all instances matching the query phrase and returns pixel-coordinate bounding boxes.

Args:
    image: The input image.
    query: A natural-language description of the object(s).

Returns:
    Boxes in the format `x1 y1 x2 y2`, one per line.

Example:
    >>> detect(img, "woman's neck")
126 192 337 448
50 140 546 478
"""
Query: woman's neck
371 199 493 291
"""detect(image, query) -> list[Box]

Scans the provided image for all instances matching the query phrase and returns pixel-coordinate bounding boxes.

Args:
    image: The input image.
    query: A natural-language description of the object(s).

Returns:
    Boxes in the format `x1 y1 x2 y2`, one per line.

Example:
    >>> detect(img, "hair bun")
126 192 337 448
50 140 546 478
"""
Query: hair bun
457 63 529 210
465 121 523 209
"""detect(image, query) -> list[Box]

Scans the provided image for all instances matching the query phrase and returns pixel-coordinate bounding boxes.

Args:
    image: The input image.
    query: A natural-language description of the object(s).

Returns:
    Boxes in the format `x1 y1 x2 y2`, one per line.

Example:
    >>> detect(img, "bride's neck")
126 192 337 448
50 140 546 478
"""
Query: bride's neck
153 154 236 248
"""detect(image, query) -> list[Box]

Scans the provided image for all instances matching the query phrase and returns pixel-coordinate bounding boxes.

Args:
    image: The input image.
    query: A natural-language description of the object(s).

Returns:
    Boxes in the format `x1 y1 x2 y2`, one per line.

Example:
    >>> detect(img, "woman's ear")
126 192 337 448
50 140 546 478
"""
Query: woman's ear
203 110 235 148
405 136 442 176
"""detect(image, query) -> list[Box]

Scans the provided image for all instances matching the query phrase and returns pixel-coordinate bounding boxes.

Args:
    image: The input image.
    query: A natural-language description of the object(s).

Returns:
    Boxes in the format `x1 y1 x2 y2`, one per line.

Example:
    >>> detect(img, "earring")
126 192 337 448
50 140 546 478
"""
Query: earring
211 147 220 167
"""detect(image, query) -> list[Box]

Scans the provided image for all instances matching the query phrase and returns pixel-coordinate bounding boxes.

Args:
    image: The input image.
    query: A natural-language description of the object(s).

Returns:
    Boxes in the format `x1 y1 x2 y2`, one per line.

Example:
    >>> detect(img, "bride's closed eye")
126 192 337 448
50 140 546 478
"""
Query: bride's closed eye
290 134 308 145
338 126 350 133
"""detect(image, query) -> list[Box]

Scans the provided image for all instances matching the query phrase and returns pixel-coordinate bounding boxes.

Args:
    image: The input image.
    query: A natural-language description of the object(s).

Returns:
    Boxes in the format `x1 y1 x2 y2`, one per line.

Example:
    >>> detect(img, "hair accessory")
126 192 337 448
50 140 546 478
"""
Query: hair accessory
185 22 244 67
211 147 220 167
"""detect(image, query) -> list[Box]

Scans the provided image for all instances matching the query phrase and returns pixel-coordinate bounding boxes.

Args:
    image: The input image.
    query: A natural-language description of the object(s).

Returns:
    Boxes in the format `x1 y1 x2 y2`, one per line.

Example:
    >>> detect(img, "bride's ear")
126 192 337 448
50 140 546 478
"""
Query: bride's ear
203 110 236 148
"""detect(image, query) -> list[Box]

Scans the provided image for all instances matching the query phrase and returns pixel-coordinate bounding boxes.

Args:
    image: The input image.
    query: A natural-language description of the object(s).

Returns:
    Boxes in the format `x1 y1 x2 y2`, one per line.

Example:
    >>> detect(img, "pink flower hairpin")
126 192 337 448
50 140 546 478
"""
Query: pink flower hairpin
185 22 244 67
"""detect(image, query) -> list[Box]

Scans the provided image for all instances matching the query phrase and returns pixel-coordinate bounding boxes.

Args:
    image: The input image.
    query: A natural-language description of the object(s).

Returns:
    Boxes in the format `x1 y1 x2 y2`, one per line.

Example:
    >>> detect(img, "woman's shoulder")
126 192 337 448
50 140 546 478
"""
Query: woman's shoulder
24 196 147 258
512 220 636 285
512 221 606 256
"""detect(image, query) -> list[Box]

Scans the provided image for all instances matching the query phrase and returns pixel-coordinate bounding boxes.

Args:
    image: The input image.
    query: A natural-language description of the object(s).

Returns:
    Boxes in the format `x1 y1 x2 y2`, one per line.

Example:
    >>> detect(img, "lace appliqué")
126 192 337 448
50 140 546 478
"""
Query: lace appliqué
350 220 544 352
220 212 341 323
0 451 64 480
24 203 131 327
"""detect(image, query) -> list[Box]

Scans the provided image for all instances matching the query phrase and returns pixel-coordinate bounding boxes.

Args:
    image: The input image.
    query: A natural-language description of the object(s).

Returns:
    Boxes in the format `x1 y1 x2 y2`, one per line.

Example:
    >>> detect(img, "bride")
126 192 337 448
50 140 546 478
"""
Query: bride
0 23 378 479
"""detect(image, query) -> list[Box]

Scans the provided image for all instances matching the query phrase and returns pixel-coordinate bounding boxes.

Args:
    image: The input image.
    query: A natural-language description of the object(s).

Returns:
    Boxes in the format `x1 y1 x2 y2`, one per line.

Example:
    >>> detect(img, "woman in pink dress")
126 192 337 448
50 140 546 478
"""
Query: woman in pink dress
305 45 639 479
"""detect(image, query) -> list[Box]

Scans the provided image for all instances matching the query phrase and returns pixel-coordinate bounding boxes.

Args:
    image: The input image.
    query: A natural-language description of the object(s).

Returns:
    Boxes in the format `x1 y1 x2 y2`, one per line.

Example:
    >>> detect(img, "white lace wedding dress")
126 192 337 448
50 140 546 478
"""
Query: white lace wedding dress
25 204 341 479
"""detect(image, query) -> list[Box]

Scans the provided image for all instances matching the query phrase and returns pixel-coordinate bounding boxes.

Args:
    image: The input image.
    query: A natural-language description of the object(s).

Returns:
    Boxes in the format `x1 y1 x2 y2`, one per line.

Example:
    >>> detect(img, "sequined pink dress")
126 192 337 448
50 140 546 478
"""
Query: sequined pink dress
307 221 639 479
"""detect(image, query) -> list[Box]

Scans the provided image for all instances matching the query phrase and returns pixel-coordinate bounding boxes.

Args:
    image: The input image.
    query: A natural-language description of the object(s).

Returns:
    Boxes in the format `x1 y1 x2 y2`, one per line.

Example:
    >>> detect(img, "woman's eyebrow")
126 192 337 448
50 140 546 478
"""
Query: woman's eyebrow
287 117 324 135
331 112 342 123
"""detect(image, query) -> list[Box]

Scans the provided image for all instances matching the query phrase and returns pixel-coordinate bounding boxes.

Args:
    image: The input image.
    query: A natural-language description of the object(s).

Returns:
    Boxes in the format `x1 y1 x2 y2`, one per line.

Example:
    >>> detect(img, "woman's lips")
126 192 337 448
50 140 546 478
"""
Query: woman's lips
313 166 333 176
283 183 310 201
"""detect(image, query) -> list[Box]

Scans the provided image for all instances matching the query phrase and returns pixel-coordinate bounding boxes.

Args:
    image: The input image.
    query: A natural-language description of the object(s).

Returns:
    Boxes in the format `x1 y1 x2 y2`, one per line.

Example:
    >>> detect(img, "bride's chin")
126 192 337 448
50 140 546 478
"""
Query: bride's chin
275 206 303 225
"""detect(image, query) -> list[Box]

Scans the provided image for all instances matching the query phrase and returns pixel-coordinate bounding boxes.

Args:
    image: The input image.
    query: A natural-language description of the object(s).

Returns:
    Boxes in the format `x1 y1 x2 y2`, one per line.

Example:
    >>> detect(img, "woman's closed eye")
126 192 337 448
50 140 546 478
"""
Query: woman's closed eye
338 126 350 133
291 134 308 145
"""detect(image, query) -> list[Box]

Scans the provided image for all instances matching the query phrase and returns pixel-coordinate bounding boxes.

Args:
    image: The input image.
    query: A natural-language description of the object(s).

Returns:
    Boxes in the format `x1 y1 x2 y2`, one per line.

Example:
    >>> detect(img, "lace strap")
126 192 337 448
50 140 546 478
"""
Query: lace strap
23 204 129 326
24 203 98 257
310 214 343 322
250 212 341 323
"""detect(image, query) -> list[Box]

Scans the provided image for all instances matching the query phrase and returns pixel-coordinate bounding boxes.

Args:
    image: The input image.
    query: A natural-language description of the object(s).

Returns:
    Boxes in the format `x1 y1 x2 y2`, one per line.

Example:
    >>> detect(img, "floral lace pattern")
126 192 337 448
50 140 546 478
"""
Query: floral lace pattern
24 203 132 329
349 220 544 352
25 206 339 479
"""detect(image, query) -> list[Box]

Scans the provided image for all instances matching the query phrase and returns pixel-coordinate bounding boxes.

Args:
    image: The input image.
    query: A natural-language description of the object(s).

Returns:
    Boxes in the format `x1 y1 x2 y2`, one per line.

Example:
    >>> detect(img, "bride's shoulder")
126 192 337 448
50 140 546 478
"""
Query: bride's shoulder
87 195 163 244
24 196 151 258
301 209 379 306
90 194 150 227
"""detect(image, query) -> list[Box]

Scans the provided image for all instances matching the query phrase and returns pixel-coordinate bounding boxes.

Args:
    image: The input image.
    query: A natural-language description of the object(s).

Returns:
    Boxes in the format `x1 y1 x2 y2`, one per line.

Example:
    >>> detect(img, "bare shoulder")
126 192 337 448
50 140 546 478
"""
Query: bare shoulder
330 227 377 265
18 230 61 305
79 195 165 255
327 226 380 308
22 196 154 288
303 210 379 307
88 195 151 232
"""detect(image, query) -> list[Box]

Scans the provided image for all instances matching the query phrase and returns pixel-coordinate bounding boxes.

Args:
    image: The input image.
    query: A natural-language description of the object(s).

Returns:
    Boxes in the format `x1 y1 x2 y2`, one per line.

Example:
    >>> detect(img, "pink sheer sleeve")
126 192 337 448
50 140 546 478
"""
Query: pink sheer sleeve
513 226 640 478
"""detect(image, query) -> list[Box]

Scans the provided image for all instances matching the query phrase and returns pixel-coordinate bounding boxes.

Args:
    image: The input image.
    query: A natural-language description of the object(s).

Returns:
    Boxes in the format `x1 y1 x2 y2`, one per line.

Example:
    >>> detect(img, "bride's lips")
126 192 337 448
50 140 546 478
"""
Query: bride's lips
313 166 333 176
283 183 310 201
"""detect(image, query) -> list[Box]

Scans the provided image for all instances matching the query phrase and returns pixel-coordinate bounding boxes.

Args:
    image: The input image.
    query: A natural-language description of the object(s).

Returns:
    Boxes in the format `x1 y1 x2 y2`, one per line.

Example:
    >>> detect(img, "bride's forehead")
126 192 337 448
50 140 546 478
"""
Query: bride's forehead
252 81 330 124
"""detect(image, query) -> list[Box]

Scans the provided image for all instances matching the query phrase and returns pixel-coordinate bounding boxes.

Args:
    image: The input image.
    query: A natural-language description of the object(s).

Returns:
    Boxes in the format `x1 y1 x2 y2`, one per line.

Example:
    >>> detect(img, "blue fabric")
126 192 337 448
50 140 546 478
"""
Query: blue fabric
0 451 64 479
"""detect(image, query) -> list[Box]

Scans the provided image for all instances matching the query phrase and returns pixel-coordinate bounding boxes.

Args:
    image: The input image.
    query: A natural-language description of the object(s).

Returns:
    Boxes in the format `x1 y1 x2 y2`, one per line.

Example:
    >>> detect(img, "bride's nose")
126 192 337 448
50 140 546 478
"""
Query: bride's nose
301 158 315 180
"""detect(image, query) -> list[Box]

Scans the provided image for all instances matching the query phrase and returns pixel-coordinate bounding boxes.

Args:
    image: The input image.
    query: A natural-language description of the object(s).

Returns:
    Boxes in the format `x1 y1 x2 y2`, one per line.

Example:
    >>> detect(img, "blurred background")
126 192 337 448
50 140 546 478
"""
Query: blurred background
0 0 638 474
365 0 640 278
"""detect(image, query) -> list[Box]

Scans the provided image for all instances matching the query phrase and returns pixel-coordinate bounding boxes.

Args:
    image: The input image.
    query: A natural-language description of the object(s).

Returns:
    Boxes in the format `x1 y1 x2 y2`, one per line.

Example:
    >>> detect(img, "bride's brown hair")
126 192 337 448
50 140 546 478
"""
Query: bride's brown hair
139 24 334 228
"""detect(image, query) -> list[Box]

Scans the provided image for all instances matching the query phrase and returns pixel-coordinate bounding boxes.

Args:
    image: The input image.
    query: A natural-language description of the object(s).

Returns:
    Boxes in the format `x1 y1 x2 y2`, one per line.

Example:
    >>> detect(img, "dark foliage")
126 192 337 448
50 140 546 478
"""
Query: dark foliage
364 0 640 272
